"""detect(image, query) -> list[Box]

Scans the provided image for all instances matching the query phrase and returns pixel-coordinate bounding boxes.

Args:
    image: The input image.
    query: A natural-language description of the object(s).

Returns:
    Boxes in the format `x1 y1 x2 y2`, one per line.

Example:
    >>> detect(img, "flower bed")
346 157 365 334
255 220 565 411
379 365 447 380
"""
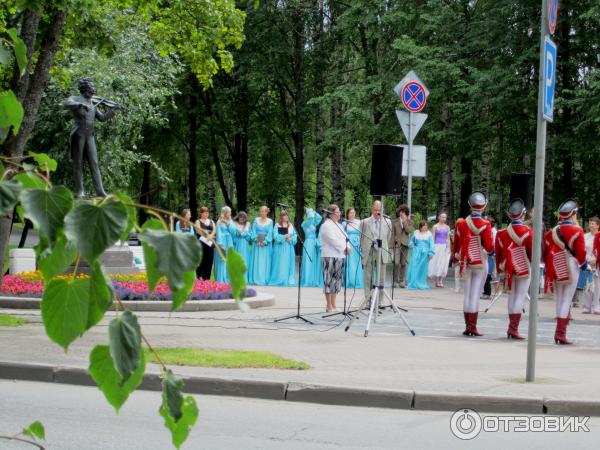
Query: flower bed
1 272 256 301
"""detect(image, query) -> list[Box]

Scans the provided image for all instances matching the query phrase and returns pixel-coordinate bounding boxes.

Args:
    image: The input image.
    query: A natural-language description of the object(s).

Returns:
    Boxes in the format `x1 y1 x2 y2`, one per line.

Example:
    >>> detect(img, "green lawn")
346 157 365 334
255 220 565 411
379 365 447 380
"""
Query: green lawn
0 313 28 327
144 347 309 370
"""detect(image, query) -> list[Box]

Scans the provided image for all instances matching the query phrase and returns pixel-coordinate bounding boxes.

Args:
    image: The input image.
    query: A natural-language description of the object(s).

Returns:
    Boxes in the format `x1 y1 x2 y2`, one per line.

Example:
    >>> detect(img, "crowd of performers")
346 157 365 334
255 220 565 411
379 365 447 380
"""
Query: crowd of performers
176 193 599 345
454 192 599 345
175 205 365 290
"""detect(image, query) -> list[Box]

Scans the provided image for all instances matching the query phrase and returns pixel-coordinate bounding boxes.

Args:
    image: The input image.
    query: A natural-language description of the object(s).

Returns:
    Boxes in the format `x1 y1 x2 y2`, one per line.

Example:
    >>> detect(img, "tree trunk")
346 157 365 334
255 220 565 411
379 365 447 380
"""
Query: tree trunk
331 145 344 209
138 160 151 225
233 131 249 212
2 9 66 158
0 8 66 285
207 166 217 219
438 157 451 216
421 176 428 219
188 90 198 220
314 112 325 212
459 157 473 218
10 9 40 104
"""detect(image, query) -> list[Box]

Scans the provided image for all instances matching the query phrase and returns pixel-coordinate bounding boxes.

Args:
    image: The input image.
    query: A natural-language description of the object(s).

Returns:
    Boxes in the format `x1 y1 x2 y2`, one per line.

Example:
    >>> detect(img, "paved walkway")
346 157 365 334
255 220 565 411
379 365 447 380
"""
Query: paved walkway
2 282 599 405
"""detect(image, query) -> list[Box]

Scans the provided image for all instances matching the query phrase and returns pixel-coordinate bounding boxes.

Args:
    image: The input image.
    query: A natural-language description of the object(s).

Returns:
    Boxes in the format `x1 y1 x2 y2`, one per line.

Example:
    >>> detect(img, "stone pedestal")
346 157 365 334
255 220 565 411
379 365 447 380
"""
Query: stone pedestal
9 248 36 274
72 244 139 275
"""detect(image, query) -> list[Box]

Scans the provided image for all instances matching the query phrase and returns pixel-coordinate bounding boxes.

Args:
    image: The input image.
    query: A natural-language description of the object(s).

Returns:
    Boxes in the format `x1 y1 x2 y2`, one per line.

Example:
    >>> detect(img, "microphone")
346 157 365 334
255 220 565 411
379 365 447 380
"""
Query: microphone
376 212 392 219
277 202 292 209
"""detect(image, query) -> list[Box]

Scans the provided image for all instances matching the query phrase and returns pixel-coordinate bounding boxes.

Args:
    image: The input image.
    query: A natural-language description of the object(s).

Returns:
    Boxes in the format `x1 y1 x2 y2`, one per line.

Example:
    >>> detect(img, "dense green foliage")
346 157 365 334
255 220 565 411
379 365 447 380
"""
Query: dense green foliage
8 1 596 228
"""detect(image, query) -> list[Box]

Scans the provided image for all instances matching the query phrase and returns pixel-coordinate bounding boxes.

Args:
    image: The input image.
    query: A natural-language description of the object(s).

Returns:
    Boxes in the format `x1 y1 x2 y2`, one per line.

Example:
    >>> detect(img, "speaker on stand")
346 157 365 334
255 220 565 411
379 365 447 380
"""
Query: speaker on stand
370 144 404 196
509 173 534 210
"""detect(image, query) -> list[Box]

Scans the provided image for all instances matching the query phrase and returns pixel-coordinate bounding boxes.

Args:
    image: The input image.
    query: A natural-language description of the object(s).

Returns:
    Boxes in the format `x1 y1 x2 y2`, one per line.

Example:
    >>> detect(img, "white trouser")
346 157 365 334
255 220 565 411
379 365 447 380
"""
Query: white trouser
508 275 530 314
582 273 600 312
463 258 488 313
554 256 580 318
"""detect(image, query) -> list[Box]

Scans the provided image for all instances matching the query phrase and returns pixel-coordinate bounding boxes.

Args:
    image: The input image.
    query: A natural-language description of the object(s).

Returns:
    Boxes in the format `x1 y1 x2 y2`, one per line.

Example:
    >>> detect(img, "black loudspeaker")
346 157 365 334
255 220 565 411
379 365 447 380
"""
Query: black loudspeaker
370 144 404 195
509 173 534 209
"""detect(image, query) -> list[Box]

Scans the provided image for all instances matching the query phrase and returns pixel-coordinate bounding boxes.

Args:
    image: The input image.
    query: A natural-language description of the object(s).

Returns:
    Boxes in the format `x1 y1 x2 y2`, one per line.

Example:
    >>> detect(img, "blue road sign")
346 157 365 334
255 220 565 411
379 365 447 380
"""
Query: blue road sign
548 0 558 34
543 37 557 122
401 81 427 112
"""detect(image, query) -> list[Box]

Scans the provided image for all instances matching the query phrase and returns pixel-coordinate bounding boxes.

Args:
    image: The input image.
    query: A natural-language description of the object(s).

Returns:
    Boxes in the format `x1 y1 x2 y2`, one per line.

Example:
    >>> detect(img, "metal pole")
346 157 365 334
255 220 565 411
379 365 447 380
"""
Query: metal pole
407 111 413 212
526 0 548 383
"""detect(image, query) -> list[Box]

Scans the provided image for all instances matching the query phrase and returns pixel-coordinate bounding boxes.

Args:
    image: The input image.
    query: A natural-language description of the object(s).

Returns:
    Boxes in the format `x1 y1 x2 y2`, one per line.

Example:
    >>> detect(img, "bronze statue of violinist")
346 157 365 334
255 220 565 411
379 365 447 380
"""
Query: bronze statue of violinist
64 78 124 197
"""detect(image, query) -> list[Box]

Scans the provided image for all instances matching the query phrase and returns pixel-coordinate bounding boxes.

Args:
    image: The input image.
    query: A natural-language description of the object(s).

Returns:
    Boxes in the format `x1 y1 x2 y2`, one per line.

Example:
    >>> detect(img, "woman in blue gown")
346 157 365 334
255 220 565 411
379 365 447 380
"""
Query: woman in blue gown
249 206 273 285
300 208 323 287
214 206 234 283
269 211 298 286
407 221 435 290
231 211 252 282
344 207 364 288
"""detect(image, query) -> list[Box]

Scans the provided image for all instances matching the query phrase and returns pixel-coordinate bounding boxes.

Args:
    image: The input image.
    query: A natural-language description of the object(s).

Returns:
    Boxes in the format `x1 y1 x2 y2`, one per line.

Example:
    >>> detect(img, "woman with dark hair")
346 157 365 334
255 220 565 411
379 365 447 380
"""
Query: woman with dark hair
269 211 297 286
231 211 252 282
175 209 195 235
344 207 363 288
406 221 435 290
319 204 350 312
581 216 600 314
428 211 451 287
194 207 215 279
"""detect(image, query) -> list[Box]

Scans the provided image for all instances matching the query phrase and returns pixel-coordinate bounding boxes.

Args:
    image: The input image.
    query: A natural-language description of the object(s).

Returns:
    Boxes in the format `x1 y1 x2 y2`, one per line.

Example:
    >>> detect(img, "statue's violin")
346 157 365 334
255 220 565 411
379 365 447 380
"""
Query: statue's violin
91 95 127 111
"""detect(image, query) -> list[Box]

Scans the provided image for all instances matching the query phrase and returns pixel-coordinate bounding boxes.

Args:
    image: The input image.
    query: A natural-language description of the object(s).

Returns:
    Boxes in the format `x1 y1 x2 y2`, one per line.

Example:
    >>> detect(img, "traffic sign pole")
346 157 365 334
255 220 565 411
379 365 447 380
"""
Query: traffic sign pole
527 0 550 383
407 111 413 211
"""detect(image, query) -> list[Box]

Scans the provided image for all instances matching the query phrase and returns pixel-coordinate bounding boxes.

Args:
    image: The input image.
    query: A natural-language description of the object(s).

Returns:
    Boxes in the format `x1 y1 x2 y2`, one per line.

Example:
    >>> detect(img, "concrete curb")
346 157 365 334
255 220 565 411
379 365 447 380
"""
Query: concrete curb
0 293 274 312
1 361 599 416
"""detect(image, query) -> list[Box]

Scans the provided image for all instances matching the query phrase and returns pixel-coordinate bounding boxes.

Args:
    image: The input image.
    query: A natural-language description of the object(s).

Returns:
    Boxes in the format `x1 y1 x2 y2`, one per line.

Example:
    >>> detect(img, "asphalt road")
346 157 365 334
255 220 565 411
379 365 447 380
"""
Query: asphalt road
0 380 597 450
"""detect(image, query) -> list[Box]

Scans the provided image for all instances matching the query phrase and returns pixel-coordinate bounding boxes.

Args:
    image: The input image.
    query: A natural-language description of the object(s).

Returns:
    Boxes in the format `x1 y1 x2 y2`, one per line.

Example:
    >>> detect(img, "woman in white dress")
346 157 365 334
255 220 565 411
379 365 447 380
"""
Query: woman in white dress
428 211 451 288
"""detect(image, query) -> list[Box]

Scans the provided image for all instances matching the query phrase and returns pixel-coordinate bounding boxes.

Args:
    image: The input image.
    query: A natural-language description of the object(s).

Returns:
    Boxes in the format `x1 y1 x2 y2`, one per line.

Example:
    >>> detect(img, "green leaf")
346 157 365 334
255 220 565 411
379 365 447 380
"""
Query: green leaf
64 199 128 262
141 219 164 291
171 270 196 311
28 152 57 172
38 234 77 282
138 229 202 303
226 248 246 301
161 369 184 421
7 28 28 76
108 310 142 383
20 186 73 243
89 345 145 412
88 260 113 329
14 171 45 189
160 395 199 449
114 192 136 241
41 278 90 350
0 90 24 134
0 179 21 216
0 44 10 65
22 421 45 440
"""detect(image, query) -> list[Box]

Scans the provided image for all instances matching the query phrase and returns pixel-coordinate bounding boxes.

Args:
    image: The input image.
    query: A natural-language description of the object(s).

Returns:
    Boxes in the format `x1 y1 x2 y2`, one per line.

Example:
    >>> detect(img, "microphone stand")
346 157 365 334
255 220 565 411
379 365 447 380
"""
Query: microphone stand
345 197 415 337
274 205 314 325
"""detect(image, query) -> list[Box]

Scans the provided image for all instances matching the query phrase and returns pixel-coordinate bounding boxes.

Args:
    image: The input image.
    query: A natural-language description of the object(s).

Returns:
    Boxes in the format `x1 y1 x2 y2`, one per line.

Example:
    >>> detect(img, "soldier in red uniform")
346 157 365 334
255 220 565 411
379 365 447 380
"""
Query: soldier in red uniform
542 200 589 345
495 199 533 340
453 192 494 336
